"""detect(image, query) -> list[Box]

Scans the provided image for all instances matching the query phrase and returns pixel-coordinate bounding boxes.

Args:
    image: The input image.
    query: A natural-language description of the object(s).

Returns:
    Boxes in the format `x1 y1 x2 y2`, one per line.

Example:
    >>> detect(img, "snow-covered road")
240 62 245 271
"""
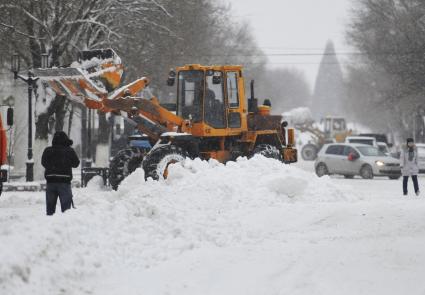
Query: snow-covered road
1 157 425 295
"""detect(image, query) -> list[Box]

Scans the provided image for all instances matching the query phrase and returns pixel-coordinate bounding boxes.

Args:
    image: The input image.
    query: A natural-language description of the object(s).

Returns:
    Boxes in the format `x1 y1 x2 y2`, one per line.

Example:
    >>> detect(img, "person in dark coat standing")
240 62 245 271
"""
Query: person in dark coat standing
400 138 420 196
41 131 80 215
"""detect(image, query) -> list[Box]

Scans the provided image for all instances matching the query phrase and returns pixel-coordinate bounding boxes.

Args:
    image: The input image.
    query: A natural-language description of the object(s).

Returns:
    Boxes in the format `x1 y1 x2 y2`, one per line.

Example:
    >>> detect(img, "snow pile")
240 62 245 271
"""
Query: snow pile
282 107 314 126
0 156 353 295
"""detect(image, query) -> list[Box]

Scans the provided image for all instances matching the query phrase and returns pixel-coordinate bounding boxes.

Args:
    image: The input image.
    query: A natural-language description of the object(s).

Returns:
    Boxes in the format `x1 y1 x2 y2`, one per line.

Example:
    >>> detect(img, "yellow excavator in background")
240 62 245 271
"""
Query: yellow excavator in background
35 49 297 189
295 116 352 161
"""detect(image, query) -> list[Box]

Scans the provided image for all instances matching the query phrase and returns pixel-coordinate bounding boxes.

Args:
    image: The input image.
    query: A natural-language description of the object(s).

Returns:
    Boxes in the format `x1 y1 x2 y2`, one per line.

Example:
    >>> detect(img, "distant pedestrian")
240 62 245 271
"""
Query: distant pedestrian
41 131 80 215
400 138 420 196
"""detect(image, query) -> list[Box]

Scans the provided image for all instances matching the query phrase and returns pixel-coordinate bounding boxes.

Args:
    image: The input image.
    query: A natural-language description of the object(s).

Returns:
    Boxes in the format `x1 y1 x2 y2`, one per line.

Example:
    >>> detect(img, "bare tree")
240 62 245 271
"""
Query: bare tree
346 0 425 137
0 0 171 141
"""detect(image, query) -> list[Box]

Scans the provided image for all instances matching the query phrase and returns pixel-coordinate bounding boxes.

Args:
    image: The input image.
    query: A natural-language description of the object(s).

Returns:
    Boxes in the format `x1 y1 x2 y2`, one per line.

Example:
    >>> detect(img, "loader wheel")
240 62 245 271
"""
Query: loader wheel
251 144 283 161
301 144 318 161
143 145 187 180
109 147 149 190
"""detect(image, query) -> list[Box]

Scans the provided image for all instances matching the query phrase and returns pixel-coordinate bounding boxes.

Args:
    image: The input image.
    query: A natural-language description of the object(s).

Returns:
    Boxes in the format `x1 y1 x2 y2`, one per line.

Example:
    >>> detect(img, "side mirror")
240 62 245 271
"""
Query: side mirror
212 76 221 84
7 107 13 126
167 69 176 86
167 77 175 86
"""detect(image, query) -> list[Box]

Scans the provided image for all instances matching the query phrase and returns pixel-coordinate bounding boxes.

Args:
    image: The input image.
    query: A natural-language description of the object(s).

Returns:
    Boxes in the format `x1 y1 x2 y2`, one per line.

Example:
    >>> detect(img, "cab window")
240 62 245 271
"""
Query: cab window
226 72 239 108
177 70 204 122
205 71 226 128
333 119 346 131
324 119 332 134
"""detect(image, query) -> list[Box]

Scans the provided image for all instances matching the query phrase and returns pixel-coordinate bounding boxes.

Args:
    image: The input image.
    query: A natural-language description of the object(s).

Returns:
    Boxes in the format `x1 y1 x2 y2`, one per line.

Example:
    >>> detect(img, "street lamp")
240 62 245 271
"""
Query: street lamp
11 54 20 80
10 53 39 182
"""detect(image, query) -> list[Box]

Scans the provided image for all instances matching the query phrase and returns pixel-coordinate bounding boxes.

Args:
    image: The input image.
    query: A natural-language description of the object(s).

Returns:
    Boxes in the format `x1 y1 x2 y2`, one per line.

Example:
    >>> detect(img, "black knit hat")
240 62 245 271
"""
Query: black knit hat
407 138 414 144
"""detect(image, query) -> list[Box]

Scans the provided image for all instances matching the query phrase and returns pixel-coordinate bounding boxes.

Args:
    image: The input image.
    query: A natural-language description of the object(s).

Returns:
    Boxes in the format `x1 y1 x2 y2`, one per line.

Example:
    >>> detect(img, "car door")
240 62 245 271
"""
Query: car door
323 145 344 173
341 145 362 175
331 145 348 174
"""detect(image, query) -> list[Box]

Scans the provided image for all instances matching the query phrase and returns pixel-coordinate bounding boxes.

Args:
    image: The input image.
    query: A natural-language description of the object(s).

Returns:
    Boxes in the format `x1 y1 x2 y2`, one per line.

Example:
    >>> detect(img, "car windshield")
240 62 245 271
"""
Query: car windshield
378 145 389 153
357 146 386 157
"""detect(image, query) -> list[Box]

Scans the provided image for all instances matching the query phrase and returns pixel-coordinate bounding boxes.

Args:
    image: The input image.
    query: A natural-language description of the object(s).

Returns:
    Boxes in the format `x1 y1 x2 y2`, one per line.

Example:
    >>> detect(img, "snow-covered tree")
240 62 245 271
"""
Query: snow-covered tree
346 0 425 138
0 0 171 138
0 0 268 174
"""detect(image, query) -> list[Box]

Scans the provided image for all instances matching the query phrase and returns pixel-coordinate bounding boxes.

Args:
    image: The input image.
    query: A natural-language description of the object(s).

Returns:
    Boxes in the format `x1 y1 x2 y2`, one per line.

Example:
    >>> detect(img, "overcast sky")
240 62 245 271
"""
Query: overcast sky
225 0 352 89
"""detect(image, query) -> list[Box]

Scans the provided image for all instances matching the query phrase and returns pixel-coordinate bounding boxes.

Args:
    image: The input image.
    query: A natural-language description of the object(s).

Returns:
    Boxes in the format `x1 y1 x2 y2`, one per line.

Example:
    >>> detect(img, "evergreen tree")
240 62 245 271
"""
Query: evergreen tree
312 40 346 119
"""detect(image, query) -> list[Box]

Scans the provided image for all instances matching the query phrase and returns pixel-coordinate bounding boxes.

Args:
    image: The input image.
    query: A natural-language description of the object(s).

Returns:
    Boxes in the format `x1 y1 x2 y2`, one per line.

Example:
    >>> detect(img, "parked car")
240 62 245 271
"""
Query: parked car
377 141 390 155
415 143 425 173
359 133 390 145
345 136 377 147
315 143 401 179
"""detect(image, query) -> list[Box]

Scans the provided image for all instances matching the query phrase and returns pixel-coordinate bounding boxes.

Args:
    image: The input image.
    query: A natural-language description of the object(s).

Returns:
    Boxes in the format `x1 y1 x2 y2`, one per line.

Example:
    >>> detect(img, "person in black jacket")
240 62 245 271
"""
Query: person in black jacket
41 131 80 215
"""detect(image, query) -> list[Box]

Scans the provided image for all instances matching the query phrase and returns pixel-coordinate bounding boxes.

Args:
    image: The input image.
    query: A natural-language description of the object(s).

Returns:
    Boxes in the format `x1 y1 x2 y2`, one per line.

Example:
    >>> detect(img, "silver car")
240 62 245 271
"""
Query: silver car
415 143 425 173
315 143 401 179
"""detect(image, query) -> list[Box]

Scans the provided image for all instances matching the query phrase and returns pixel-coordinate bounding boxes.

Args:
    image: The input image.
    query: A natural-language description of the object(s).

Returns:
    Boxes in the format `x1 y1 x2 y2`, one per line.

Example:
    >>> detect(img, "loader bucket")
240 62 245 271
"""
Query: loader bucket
78 48 123 91
34 48 123 105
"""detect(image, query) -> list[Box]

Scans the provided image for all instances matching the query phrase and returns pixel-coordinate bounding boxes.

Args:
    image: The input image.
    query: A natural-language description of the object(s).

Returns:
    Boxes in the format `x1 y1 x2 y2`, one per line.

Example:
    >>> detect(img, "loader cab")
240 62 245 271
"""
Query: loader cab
322 117 350 143
169 65 247 136
323 117 346 135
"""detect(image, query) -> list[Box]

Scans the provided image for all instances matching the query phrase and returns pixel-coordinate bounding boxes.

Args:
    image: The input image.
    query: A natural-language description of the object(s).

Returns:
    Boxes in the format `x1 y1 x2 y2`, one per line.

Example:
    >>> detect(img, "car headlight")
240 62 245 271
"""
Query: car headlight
375 161 385 167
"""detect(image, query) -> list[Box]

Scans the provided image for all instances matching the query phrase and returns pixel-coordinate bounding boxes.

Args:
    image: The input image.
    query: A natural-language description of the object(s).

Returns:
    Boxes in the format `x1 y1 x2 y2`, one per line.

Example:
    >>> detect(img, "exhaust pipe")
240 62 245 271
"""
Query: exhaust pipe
248 80 258 113
287 128 295 147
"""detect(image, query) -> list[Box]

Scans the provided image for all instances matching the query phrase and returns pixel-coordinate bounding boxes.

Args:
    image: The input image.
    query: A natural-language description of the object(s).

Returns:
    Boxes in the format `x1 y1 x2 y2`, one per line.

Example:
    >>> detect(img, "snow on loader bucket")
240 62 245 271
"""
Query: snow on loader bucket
36 49 298 189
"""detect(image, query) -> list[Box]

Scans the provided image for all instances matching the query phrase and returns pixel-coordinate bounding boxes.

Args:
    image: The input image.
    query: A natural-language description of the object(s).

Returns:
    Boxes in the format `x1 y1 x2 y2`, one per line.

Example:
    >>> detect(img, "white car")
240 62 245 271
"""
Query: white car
415 143 425 173
377 141 390 155
345 136 377 147
315 143 401 179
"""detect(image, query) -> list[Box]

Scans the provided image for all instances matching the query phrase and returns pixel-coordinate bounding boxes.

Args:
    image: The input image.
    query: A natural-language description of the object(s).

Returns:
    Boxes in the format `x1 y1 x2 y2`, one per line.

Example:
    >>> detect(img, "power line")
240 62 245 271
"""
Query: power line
245 62 368 65
169 51 425 57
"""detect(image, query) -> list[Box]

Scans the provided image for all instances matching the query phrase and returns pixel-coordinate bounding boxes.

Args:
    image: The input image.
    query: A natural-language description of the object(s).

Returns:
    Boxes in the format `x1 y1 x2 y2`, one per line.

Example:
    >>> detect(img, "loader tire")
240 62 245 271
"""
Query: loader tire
251 144 283 161
301 144 318 161
109 147 149 190
143 145 187 180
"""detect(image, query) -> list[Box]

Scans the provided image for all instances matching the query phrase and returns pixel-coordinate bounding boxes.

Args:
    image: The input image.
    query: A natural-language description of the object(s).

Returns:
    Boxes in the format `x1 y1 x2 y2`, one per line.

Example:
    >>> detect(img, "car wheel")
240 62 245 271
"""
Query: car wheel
344 175 354 179
315 163 329 177
389 176 401 180
360 165 374 179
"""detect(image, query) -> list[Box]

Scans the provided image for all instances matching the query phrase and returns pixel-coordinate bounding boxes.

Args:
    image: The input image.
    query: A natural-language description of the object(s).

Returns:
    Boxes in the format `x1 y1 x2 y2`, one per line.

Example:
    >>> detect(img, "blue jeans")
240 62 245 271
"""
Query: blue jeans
46 183 73 215
403 175 419 195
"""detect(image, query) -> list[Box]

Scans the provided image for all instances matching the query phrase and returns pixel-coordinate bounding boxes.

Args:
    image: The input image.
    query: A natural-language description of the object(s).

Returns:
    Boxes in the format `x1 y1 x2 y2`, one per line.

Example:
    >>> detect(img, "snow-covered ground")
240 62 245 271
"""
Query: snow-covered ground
1 156 425 295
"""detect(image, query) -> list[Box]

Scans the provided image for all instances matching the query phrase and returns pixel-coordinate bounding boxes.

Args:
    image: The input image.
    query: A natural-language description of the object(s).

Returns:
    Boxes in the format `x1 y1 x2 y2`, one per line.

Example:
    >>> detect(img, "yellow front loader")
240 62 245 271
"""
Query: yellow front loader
35 49 297 189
